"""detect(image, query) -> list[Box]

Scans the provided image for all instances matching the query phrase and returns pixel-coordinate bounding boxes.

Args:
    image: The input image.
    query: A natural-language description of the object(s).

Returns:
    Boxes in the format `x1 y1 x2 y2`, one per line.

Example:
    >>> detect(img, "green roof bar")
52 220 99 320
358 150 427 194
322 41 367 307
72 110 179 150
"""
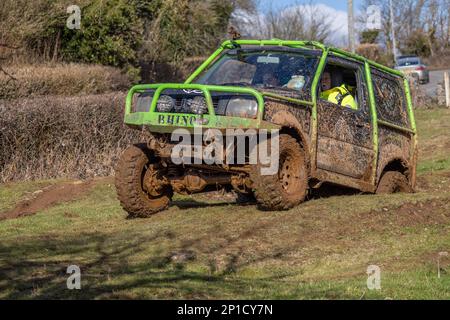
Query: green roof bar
310 48 329 171
185 39 327 85
185 44 227 84
364 61 379 186
329 47 404 78
221 39 326 50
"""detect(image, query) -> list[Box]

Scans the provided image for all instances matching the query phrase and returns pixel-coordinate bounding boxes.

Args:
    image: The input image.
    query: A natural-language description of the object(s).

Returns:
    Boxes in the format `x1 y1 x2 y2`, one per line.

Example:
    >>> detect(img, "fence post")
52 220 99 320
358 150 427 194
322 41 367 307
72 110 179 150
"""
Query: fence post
445 71 450 108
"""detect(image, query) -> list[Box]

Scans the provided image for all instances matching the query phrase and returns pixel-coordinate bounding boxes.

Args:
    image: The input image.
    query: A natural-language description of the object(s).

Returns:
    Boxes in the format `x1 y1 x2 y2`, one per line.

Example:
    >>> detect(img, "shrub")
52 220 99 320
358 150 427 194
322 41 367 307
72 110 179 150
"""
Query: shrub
356 44 394 67
401 30 431 57
0 0 235 77
360 30 380 44
60 0 143 68
139 0 232 64
0 93 146 182
0 63 130 99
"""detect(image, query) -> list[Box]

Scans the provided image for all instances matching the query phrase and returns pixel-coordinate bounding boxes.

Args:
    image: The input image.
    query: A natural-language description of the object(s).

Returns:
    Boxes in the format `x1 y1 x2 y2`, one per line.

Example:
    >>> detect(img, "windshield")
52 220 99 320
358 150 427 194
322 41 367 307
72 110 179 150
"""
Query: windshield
397 57 420 67
195 49 320 93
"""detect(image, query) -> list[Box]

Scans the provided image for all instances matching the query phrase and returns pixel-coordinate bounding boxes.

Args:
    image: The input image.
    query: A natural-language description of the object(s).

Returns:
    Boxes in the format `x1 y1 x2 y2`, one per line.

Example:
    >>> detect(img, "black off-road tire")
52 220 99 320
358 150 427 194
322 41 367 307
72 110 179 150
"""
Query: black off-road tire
115 144 172 218
376 171 413 194
250 134 308 211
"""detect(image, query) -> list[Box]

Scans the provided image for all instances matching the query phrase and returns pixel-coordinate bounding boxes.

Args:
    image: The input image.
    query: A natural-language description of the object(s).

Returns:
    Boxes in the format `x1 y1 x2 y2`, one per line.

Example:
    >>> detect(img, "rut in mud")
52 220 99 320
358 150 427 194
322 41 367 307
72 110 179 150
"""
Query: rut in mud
0 180 96 220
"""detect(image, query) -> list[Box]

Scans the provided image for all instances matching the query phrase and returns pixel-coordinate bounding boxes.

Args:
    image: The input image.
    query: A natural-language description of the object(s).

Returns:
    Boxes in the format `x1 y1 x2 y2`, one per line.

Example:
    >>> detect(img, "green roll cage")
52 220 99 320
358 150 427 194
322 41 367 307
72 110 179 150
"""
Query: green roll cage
124 39 418 186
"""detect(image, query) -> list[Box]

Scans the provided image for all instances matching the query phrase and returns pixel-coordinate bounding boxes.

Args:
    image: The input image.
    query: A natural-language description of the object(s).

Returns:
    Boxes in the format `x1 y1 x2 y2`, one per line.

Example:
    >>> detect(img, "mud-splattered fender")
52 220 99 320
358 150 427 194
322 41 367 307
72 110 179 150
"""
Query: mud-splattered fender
266 109 311 169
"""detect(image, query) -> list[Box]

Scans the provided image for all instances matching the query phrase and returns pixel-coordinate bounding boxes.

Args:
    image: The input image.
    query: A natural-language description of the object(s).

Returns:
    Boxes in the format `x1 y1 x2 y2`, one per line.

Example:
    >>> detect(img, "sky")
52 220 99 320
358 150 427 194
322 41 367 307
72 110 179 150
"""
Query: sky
257 0 364 13
256 0 365 45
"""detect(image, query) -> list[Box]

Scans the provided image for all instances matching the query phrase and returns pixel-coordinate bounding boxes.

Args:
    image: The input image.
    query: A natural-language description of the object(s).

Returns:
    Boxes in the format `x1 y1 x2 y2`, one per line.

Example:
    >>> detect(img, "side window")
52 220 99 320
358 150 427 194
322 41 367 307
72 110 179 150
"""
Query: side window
371 71 409 127
319 64 360 111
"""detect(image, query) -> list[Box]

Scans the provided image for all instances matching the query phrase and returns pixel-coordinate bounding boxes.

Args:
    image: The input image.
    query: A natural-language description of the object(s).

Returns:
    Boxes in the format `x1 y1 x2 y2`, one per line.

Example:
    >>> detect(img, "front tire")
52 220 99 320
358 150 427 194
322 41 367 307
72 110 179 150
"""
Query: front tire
115 144 172 218
250 134 308 211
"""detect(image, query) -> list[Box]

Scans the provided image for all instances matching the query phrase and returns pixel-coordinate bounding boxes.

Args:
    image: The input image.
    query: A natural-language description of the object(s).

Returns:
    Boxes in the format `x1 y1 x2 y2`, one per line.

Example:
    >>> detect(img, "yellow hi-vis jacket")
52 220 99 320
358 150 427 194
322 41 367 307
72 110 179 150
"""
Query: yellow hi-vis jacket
321 84 358 110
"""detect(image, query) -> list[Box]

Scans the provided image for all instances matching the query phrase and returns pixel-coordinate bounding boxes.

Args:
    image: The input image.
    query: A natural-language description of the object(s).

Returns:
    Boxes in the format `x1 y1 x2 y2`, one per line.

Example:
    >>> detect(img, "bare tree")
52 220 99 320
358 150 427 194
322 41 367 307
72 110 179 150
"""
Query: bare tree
239 1 333 42
359 0 450 56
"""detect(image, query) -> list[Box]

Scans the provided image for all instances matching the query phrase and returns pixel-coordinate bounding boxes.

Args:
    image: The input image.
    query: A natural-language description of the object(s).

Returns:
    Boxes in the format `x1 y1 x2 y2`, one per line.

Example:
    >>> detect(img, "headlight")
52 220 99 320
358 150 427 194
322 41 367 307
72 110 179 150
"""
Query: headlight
157 95 175 112
134 94 152 112
190 96 208 115
225 98 258 119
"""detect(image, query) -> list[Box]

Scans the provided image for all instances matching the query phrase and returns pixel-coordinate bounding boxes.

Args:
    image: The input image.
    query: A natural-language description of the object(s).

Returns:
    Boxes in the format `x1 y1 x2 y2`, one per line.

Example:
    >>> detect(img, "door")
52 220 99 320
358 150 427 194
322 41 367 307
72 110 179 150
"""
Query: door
316 57 374 180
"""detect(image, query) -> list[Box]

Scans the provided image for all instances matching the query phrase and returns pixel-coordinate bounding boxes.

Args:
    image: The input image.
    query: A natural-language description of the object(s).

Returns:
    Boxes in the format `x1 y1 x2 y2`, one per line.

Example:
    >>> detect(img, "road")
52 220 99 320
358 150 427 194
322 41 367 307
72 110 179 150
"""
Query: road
422 69 450 97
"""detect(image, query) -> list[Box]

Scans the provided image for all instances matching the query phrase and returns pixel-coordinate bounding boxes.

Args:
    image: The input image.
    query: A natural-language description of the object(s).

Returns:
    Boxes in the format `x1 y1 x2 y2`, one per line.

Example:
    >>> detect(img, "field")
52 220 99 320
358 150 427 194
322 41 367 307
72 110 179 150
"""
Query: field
0 108 449 300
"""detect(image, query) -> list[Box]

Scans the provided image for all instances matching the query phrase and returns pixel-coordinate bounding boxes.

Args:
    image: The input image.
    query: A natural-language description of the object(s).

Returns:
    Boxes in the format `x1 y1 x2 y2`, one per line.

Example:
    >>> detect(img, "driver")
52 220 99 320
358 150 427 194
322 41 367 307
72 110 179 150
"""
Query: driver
262 71 279 87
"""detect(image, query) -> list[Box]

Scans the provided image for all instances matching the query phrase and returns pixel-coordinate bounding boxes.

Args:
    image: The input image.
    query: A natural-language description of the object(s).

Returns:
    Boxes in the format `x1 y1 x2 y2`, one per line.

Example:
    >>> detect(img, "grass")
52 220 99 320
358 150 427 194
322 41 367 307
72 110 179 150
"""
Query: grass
0 108 449 300
415 108 450 173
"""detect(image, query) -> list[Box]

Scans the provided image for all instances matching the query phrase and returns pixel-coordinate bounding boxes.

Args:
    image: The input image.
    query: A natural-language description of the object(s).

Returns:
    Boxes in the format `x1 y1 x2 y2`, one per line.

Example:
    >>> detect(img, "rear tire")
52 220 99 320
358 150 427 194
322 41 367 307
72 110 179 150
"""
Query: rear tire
376 171 413 194
115 144 172 218
250 134 308 211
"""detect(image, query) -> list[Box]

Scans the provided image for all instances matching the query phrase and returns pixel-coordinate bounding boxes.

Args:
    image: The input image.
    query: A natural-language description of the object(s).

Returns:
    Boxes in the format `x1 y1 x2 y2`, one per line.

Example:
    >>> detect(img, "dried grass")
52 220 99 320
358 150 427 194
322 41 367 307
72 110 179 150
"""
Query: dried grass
0 93 146 182
0 63 130 99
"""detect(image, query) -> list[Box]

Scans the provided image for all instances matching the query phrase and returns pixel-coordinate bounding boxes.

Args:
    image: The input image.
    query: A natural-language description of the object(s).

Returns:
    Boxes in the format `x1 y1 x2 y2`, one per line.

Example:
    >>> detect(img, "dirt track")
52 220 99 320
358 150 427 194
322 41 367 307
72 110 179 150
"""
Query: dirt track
0 180 95 220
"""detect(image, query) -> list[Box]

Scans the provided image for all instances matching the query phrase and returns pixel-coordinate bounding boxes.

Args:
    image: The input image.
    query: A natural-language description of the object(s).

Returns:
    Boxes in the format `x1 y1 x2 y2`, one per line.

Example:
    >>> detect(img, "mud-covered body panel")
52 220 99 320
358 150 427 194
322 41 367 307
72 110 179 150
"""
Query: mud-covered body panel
376 126 413 182
371 69 411 128
316 101 374 179
263 99 311 137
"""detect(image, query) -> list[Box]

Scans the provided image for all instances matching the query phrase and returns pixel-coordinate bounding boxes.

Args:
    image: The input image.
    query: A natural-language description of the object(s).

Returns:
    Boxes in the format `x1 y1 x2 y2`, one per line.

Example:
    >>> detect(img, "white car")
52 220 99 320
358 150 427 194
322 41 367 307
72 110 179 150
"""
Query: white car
395 55 430 84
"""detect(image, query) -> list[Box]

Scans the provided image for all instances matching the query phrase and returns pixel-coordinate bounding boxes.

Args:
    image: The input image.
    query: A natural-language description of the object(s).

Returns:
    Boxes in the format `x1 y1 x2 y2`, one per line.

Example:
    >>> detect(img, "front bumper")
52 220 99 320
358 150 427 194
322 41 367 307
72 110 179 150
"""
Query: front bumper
125 112 280 132
124 83 311 132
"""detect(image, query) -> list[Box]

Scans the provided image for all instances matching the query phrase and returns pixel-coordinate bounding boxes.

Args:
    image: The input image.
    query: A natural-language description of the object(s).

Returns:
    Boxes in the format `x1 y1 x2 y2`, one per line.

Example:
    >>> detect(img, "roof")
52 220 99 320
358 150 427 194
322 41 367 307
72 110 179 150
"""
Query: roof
219 39 404 78
397 55 420 59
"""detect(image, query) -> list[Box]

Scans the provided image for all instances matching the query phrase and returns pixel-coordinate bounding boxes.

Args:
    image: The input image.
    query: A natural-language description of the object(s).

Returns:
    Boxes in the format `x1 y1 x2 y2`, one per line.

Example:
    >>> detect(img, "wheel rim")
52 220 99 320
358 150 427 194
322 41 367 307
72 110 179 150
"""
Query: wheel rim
279 154 301 194
141 162 171 201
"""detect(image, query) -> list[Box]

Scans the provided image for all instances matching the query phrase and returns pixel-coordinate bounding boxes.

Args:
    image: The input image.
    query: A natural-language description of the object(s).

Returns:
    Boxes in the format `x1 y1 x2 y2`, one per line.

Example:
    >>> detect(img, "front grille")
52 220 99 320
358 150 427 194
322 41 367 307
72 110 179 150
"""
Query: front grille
167 95 223 114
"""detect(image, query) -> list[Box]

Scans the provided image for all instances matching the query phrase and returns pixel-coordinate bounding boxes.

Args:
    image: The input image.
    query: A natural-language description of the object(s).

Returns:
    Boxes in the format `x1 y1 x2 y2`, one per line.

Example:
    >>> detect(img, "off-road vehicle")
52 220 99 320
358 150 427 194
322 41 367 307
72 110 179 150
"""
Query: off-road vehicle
115 40 417 218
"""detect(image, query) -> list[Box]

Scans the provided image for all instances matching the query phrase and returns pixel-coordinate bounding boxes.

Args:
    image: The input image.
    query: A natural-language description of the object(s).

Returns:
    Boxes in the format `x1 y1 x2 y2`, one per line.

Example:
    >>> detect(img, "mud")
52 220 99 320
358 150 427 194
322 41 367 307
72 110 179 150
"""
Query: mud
249 134 308 210
364 199 450 229
115 144 172 218
376 126 412 182
376 171 413 194
263 99 311 137
371 69 410 127
0 180 96 220
316 98 373 180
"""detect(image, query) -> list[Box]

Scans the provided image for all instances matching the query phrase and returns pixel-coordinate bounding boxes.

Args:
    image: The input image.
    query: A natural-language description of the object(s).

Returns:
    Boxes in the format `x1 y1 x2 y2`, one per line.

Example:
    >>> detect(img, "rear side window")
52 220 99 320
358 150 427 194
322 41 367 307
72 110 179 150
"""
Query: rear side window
371 70 410 127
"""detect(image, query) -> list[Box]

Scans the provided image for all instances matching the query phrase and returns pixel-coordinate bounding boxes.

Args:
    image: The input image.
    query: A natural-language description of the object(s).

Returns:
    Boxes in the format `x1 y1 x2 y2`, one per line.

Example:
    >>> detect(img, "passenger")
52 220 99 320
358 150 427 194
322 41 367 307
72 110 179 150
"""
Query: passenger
320 71 358 110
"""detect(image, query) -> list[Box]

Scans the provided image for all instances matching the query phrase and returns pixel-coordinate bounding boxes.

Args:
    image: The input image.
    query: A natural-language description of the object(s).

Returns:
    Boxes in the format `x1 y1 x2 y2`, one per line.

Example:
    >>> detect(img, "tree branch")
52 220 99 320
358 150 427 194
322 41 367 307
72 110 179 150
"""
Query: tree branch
0 66 17 84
